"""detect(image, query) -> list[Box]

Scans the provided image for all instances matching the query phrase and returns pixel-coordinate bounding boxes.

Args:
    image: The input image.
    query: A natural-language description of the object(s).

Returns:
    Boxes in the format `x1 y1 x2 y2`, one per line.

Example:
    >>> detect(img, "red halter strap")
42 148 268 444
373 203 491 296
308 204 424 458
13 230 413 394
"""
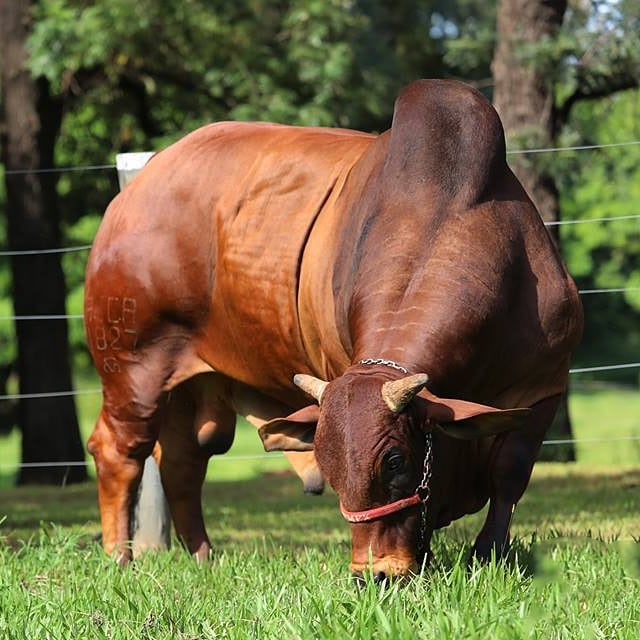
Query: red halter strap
339 493 422 523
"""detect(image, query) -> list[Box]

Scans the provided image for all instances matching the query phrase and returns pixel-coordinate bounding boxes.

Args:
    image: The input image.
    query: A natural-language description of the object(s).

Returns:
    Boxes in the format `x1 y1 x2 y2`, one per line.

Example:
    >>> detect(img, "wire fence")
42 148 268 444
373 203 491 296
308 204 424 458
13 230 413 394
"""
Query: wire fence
506 140 640 155
0 211 637 257
2 431 640 472
545 213 640 226
0 245 92 256
3 139 640 176
0 360 638 403
0 137 638 474
0 212 636 325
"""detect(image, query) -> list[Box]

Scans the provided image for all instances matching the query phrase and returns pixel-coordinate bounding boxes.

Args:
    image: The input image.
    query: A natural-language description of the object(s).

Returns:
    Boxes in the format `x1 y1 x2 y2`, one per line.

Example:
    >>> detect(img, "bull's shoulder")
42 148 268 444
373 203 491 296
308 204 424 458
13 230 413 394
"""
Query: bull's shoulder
385 79 507 206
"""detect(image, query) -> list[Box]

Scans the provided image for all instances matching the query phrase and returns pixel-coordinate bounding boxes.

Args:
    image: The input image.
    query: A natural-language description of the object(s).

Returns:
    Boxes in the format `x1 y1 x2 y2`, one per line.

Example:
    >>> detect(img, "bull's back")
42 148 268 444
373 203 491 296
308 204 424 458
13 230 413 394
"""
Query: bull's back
85 122 374 393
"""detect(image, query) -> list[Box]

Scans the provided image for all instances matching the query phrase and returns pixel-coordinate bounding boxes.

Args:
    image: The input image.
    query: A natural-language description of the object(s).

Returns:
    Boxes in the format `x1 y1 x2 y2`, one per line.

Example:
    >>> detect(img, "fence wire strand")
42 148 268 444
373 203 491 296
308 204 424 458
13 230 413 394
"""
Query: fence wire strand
0 314 84 321
4 164 116 176
1 433 639 471
578 287 640 295
0 245 92 256
4 139 640 176
1 362 639 401
507 140 640 155
545 213 640 226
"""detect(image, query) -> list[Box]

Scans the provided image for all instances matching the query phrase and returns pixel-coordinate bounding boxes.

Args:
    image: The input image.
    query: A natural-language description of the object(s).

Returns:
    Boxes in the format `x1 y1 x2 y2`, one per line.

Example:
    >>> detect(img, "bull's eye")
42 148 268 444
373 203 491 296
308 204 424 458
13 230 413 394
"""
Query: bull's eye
383 447 405 475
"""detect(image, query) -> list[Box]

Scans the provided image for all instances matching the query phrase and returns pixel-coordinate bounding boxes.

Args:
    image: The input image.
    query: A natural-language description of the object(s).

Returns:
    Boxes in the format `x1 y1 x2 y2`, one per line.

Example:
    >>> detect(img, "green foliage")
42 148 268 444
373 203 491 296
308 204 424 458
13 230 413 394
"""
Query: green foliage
560 93 640 288
438 0 497 81
27 0 464 146
560 0 640 99
557 90 640 379
2 0 639 394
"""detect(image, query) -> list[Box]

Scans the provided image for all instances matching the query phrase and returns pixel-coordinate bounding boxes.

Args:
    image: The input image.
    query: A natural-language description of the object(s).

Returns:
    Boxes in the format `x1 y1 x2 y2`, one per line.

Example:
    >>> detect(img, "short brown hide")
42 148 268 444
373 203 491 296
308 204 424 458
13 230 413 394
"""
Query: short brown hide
85 79 582 574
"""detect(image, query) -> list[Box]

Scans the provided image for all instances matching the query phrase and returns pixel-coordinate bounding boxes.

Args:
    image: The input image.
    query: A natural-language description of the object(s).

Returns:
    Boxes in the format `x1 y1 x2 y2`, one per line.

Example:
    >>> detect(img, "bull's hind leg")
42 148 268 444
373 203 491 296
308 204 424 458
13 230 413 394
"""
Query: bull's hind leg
158 373 235 561
88 398 164 564
471 395 561 564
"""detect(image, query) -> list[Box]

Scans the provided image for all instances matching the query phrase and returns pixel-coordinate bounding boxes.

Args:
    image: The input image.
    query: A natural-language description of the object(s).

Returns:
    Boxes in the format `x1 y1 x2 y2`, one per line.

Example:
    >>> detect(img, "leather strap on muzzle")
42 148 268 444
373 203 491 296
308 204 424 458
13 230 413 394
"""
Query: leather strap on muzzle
339 493 422 523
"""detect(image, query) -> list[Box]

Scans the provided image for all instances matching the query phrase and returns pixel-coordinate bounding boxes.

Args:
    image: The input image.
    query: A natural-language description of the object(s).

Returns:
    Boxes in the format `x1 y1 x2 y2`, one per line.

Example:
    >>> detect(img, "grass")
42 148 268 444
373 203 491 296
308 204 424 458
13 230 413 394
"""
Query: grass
0 384 638 638
0 533 637 639
0 466 639 639
567 384 640 466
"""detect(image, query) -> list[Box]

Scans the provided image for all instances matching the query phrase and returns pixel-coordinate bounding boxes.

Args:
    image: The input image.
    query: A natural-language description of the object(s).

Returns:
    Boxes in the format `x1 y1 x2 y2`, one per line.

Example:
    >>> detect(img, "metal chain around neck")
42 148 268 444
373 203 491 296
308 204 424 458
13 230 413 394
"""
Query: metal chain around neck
358 358 409 374
416 431 433 564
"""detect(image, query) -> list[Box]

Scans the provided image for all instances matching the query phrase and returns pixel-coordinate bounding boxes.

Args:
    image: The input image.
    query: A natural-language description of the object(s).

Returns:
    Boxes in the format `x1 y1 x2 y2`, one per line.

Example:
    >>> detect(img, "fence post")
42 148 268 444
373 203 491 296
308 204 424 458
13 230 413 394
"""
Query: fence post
131 455 171 556
116 152 171 556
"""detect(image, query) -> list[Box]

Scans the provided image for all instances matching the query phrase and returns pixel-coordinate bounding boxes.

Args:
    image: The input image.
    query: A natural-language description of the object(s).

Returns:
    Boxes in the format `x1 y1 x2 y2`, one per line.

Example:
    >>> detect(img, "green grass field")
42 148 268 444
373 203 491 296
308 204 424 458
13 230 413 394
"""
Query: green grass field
0 384 638 638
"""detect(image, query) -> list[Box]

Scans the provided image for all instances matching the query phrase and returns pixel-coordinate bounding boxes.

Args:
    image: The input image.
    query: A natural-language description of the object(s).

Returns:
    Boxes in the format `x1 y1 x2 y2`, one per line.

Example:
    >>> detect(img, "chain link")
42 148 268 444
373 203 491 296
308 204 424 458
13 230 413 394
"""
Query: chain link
416 432 433 563
358 358 409 374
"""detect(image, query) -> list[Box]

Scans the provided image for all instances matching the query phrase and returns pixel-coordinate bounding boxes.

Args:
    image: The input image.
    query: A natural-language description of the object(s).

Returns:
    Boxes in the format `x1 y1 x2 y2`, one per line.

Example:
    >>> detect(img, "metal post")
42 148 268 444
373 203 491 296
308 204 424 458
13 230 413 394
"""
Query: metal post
132 456 171 556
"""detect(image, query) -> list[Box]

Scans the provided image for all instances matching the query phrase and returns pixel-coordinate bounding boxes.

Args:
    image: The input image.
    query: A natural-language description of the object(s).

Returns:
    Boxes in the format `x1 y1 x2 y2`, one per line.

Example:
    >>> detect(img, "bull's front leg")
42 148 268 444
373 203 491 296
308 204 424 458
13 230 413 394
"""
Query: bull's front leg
471 395 561 564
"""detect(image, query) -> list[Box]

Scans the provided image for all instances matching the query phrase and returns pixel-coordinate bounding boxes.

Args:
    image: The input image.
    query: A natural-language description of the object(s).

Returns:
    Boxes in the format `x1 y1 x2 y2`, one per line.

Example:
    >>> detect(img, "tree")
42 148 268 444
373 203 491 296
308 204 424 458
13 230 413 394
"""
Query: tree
0 0 86 484
557 91 640 387
2 0 456 484
492 0 566 224
491 0 575 460
490 0 640 459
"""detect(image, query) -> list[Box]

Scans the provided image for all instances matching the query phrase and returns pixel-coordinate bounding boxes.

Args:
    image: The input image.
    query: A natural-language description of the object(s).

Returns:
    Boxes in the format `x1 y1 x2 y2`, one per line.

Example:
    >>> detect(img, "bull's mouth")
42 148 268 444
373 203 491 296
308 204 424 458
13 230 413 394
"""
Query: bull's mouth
349 553 418 582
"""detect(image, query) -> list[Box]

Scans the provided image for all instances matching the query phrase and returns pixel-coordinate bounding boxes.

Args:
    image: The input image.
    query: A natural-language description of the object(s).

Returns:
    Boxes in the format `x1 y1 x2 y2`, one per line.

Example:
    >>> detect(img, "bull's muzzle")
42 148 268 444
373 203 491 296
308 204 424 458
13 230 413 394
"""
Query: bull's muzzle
348 511 420 582
350 554 418 584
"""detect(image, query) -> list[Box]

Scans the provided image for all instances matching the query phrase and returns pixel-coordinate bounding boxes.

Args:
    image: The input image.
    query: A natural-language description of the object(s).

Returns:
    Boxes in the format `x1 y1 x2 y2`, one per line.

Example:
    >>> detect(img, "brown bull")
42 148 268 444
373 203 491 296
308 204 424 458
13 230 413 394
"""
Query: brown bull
85 79 582 577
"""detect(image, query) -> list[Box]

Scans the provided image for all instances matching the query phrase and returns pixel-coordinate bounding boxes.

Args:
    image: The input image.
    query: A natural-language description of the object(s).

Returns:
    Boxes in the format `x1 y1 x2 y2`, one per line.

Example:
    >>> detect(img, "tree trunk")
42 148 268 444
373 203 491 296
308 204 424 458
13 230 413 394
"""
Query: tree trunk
492 0 575 461
1 0 87 483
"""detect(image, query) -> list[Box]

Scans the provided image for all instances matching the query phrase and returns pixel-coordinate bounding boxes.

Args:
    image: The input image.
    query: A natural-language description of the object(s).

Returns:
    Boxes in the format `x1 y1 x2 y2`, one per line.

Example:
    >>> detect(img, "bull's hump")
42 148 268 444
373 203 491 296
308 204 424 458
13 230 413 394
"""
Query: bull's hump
385 79 506 207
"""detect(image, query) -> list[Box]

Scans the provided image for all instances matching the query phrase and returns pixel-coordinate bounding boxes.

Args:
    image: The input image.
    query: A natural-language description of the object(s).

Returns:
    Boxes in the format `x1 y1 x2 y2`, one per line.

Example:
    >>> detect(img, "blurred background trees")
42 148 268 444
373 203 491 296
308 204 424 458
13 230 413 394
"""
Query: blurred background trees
1 0 639 482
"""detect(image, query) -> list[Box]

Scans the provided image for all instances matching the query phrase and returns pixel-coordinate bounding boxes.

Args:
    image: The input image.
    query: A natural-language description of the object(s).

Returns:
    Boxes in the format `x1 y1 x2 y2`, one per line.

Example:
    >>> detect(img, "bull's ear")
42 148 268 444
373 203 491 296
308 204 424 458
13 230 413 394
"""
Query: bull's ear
418 389 530 439
258 405 320 452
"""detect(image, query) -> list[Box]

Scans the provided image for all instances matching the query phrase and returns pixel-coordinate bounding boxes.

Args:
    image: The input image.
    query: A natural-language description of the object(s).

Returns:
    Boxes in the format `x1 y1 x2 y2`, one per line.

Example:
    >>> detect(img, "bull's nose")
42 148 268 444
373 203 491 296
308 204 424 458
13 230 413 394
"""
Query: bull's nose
373 571 387 584
350 570 389 587
351 571 366 588
350 556 417 582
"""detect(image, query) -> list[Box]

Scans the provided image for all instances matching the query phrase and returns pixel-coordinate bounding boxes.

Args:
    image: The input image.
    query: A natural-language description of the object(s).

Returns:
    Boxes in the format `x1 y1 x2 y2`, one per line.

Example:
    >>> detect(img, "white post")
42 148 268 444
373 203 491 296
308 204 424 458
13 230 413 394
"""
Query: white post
115 151 155 189
115 152 171 556
131 456 171 556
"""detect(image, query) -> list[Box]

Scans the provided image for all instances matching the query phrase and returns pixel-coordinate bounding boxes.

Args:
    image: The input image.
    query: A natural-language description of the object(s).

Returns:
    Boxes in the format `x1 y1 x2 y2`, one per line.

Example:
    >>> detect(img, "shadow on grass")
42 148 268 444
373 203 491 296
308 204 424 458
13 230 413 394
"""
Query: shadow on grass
0 472 341 545
1 466 638 558
517 466 640 535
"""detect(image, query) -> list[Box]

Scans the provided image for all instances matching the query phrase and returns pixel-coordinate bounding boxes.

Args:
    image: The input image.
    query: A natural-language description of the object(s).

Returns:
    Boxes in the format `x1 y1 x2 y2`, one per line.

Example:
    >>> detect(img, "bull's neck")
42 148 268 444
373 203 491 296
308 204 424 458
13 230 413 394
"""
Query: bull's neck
347 215 435 373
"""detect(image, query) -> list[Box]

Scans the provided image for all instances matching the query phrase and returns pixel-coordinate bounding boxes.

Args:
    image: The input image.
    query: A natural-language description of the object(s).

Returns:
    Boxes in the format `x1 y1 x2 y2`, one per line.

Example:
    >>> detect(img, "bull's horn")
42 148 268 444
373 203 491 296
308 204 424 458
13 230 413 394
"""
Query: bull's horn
293 374 329 403
382 373 429 413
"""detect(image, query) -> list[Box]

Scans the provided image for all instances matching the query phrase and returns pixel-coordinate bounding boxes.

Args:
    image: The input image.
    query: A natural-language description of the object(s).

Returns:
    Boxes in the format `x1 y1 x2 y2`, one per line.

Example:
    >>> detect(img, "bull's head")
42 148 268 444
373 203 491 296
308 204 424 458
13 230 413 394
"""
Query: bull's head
258 367 529 580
